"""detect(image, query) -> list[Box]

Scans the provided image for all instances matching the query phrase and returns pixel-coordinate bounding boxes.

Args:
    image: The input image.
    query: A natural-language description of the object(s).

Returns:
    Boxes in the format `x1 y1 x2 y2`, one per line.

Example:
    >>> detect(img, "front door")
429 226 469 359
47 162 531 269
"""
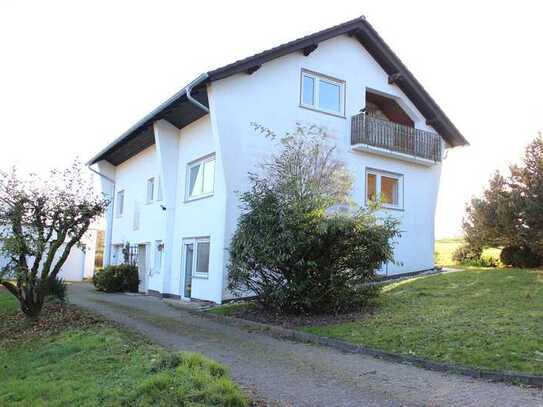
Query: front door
137 244 148 293
182 241 194 298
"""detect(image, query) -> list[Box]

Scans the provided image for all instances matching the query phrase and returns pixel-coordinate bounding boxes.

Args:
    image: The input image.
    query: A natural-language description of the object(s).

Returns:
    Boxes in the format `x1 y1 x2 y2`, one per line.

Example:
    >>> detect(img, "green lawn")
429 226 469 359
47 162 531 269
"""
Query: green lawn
0 291 247 406
435 237 501 267
304 268 543 374
207 302 256 317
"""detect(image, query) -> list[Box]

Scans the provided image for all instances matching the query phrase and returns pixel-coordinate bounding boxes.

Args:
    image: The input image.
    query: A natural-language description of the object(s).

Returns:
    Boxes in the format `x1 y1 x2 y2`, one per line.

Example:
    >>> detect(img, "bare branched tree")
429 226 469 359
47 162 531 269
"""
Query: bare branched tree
0 161 108 320
251 122 353 209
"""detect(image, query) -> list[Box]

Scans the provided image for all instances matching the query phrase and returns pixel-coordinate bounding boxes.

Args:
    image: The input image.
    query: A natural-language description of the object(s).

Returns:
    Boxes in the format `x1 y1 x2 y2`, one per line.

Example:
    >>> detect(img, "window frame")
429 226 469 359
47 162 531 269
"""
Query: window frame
299 69 346 117
182 237 211 280
116 190 125 217
185 154 216 202
146 177 155 204
365 168 404 210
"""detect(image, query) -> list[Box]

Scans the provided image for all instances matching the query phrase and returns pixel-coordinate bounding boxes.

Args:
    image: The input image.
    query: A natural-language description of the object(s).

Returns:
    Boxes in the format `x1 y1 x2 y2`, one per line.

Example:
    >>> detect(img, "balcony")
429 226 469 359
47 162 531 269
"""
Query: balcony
351 112 442 164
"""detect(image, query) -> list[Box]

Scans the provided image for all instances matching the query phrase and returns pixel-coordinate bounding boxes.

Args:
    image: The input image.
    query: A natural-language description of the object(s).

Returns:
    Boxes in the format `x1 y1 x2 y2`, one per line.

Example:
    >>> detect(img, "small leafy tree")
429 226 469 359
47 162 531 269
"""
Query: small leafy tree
462 134 543 266
0 162 108 320
228 124 400 314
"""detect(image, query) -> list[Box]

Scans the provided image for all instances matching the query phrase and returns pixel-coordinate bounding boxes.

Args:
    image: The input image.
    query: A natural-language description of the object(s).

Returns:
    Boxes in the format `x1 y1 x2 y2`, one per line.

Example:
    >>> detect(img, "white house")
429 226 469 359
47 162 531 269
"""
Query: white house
0 228 98 282
88 17 468 303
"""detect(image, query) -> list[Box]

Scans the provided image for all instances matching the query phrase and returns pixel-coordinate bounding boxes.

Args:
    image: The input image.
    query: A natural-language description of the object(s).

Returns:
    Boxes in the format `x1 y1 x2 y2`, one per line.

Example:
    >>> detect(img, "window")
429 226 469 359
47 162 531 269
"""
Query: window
186 155 215 200
116 190 125 217
300 70 345 116
366 169 403 209
196 240 210 276
183 237 210 281
153 240 163 274
156 176 163 201
133 202 140 231
146 177 155 203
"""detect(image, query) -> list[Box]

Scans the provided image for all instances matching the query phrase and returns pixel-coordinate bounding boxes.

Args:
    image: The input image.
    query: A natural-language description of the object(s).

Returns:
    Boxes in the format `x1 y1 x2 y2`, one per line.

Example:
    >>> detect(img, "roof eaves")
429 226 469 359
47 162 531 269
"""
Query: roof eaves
89 15 467 166
87 82 204 165
206 16 367 81
355 20 468 147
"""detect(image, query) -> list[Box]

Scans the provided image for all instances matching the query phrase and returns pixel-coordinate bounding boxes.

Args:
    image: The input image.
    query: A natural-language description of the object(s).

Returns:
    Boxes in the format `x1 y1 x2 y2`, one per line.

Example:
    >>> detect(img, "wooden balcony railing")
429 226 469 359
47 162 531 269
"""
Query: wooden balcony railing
351 113 442 162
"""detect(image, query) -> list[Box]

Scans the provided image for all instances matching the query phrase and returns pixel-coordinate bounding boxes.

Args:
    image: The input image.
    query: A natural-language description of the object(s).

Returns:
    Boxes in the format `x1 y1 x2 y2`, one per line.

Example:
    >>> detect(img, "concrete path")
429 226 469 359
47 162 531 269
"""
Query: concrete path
70 283 543 407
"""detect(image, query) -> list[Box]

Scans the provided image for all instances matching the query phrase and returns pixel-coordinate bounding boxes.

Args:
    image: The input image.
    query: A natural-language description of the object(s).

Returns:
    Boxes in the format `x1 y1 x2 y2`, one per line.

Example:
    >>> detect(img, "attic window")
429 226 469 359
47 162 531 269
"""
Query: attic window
300 70 345 116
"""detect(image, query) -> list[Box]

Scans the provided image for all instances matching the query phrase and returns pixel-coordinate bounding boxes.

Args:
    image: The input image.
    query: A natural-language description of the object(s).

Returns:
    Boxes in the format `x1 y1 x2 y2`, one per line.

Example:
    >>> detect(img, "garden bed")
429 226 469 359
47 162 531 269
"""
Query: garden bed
208 301 374 329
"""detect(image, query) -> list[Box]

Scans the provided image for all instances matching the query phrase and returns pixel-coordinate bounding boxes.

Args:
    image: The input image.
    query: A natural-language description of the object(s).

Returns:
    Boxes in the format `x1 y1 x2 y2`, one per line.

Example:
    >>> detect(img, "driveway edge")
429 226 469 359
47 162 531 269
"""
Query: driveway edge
187 308 543 388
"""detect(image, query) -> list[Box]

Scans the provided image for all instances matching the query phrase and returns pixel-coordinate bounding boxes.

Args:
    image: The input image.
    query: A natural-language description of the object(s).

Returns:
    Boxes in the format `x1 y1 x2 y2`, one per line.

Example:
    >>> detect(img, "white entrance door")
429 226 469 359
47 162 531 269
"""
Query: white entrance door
181 241 194 299
137 244 149 293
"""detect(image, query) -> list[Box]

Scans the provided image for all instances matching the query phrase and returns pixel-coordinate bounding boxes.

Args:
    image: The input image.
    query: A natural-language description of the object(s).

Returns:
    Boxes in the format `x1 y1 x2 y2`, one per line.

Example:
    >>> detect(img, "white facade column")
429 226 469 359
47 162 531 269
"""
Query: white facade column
153 119 180 295
96 160 116 267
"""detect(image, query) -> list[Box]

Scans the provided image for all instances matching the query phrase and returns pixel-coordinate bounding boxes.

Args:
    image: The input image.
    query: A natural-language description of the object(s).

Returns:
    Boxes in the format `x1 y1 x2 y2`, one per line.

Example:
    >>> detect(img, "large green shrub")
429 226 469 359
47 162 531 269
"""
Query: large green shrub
500 246 541 268
228 125 399 314
93 264 139 293
452 244 482 264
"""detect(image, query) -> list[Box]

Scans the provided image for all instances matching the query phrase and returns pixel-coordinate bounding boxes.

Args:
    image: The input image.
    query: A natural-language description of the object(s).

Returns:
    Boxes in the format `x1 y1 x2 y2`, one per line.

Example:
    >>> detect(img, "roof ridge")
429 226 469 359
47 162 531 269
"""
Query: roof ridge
207 16 367 80
89 15 467 166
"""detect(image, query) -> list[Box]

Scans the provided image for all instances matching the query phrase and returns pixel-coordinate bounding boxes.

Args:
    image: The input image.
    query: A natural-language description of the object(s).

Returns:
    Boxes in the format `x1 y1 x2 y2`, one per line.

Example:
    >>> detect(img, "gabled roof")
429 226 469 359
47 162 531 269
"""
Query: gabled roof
89 16 468 166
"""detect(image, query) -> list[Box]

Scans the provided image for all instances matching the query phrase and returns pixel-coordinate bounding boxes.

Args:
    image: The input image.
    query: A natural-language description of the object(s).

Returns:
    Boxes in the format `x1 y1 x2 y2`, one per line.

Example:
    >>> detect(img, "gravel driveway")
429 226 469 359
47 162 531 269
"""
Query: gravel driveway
70 283 543 406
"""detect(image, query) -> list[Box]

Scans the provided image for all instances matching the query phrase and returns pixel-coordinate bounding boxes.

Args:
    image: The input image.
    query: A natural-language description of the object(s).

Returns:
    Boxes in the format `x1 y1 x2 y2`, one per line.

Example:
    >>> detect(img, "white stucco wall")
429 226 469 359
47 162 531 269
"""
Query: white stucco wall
0 228 98 282
101 33 445 303
105 116 226 302
208 34 442 291
110 145 167 292
167 116 227 303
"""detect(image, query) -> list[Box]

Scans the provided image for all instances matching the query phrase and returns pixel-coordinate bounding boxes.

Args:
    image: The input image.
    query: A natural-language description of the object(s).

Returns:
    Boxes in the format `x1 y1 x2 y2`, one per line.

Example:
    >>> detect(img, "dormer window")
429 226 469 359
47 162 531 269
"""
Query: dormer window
300 70 345 117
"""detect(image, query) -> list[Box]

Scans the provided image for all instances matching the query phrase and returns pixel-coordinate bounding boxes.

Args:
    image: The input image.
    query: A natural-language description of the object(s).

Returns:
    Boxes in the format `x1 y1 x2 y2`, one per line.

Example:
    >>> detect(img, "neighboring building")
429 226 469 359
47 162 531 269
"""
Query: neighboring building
0 228 98 281
88 17 468 303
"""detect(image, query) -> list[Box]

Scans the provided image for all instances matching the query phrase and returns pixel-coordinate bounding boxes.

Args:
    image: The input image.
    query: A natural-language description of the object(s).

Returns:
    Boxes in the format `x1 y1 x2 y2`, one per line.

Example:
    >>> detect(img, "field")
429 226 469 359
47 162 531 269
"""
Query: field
435 237 501 267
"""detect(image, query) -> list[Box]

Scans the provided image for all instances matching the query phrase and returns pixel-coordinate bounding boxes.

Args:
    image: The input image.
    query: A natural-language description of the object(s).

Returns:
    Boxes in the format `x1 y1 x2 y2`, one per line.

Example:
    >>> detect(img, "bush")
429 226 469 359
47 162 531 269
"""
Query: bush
500 246 542 268
227 125 399 315
45 277 67 303
93 264 139 293
452 245 482 264
452 244 500 267
466 255 500 268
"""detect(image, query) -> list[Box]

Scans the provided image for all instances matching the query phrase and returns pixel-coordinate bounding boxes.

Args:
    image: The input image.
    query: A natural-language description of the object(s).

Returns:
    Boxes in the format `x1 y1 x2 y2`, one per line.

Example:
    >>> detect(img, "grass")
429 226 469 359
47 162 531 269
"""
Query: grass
0 289 19 314
207 302 255 317
303 268 543 374
435 237 501 267
0 291 248 406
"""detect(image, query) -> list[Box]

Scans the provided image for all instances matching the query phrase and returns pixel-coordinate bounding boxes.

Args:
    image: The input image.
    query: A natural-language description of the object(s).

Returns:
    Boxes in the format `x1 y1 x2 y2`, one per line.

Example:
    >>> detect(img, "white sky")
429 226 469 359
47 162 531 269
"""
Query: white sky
1 1 541 238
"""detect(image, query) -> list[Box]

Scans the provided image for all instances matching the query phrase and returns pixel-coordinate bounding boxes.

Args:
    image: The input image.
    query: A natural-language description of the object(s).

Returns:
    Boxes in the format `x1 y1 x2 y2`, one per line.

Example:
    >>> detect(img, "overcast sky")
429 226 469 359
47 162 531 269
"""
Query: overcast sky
1 1 541 237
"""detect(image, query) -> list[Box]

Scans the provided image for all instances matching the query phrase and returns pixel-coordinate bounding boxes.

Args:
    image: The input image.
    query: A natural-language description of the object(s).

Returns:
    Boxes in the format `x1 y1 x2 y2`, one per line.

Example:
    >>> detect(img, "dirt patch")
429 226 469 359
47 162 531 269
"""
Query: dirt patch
223 302 374 329
0 302 103 345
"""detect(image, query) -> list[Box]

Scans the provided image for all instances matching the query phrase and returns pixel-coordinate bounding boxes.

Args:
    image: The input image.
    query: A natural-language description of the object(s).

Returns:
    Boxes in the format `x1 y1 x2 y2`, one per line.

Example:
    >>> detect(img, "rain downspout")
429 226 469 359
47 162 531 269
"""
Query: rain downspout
185 73 209 113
